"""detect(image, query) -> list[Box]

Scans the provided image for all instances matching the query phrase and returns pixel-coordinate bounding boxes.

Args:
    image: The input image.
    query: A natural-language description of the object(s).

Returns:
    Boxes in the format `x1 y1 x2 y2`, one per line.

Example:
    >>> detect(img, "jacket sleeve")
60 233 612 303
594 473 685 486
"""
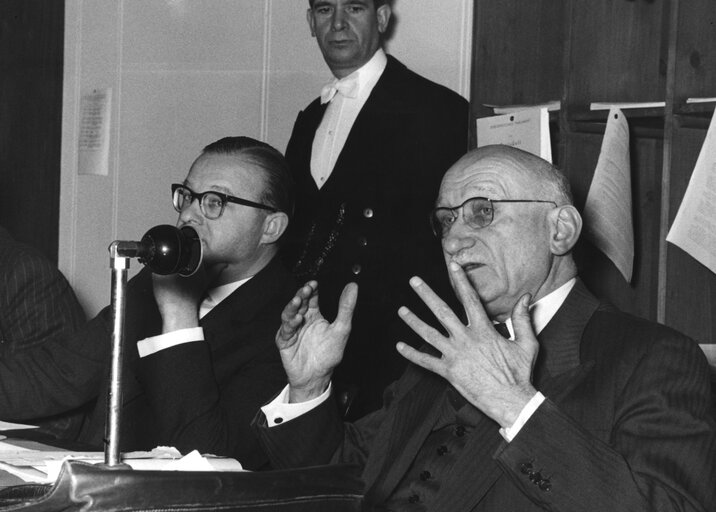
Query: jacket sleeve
495 334 716 512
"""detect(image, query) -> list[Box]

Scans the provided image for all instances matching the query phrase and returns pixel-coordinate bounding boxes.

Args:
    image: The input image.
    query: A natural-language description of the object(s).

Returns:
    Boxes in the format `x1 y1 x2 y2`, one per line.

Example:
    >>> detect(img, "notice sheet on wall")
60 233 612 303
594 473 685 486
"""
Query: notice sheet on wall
666 109 716 275
78 88 112 176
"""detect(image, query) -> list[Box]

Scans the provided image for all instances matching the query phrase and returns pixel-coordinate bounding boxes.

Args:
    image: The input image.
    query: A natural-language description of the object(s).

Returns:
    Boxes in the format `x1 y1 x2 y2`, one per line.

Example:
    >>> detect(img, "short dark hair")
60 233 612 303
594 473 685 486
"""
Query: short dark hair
202 136 294 217
308 0 389 8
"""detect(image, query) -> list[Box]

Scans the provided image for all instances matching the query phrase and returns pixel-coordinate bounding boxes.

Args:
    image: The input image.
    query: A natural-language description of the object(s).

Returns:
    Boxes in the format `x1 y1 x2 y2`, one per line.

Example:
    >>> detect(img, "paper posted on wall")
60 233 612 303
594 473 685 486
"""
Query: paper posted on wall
476 107 552 163
666 109 716 275
583 108 634 282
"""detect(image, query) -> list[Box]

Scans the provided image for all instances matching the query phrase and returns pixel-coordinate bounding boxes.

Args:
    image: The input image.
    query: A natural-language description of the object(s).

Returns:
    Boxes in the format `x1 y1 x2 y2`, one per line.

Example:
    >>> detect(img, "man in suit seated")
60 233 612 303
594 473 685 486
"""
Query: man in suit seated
0 136 296 470
0 225 88 440
282 0 469 419
255 145 716 510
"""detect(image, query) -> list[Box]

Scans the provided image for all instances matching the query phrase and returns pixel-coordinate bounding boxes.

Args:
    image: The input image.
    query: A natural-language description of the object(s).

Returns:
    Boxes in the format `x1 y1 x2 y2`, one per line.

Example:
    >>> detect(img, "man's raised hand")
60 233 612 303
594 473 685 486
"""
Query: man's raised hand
276 281 358 403
396 262 539 428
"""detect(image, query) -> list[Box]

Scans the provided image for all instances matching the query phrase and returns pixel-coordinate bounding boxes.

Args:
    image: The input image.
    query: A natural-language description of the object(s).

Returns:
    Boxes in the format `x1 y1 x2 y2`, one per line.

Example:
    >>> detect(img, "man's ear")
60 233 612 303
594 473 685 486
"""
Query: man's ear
261 212 290 245
376 4 392 33
549 205 582 256
306 8 316 37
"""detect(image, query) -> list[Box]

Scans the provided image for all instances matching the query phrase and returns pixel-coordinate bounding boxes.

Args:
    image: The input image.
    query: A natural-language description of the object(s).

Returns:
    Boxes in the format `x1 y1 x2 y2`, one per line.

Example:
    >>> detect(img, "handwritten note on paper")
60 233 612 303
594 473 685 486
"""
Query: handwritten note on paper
78 88 112 176
476 108 552 163
666 110 716 274
583 108 634 282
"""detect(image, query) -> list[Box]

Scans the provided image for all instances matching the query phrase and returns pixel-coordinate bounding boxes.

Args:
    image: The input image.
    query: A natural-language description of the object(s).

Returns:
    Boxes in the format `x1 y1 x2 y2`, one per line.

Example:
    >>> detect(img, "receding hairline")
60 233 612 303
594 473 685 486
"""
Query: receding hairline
445 145 573 205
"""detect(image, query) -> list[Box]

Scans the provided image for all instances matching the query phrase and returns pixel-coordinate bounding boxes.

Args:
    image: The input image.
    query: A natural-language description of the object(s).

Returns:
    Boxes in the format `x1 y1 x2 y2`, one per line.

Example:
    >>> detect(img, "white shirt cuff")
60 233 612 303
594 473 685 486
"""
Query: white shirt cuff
261 383 332 427
137 327 205 358
499 392 546 442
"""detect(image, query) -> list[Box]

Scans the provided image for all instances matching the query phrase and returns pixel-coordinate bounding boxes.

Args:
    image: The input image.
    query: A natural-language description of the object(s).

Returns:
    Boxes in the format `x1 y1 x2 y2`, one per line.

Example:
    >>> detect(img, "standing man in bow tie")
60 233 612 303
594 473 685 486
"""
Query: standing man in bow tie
282 0 469 420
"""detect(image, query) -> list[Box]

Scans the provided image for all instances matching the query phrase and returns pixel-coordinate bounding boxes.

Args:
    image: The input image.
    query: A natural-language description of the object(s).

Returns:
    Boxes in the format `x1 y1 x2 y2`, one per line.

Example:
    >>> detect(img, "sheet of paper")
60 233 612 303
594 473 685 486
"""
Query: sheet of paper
0 445 244 484
78 88 112 176
686 98 716 104
590 101 665 110
583 108 634 282
0 421 37 431
700 344 716 368
666 109 716 274
476 107 552 162
484 100 561 115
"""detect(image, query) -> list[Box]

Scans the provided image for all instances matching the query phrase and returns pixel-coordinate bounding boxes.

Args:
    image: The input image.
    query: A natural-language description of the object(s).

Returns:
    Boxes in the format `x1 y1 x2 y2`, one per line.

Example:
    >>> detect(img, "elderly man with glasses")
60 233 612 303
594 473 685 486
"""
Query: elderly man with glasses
255 144 716 511
0 136 296 470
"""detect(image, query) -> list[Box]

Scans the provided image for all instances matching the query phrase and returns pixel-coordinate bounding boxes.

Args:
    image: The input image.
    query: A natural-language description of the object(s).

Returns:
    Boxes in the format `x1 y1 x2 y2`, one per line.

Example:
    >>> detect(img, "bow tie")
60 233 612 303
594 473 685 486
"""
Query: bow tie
320 76 359 104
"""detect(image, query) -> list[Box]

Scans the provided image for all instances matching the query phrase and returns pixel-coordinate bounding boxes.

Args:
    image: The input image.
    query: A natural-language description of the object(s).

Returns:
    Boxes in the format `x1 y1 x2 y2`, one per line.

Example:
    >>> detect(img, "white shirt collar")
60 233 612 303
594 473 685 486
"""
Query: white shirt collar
329 48 387 95
200 276 253 318
502 278 576 338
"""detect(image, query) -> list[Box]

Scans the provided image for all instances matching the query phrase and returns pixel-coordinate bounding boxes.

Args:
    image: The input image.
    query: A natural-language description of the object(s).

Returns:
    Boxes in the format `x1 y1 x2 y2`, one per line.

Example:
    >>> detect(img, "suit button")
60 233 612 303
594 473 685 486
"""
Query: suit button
529 471 542 483
419 470 431 481
437 445 448 456
407 494 420 504
363 208 374 218
519 462 533 474
351 264 362 275
455 425 466 437
539 479 552 492
357 236 368 246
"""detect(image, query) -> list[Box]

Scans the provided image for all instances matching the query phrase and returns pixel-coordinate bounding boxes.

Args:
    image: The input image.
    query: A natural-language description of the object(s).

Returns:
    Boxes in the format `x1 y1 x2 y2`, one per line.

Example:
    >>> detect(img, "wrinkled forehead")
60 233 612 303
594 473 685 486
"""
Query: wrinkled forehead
437 154 532 207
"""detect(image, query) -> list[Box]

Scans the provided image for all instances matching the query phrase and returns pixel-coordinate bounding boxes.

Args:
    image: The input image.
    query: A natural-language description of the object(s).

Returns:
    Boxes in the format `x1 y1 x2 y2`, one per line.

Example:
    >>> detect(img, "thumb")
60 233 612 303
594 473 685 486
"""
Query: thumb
334 282 358 330
510 293 536 347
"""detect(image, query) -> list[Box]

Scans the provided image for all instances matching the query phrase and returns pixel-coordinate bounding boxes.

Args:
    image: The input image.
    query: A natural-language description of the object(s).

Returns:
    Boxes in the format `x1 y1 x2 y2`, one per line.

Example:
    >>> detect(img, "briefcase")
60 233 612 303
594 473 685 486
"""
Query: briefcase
0 460 363 511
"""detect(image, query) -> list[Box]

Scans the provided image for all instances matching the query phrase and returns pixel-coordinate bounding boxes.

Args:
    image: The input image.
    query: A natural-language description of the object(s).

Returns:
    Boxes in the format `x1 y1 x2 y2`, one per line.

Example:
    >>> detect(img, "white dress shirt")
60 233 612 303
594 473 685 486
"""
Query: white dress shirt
262 278 578 443
136 276 252 358
310 49 388 188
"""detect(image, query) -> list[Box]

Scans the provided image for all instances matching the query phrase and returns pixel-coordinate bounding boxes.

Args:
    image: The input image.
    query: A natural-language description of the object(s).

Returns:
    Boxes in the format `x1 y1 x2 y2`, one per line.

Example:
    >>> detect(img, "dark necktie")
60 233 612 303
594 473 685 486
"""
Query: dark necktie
494 322 511 339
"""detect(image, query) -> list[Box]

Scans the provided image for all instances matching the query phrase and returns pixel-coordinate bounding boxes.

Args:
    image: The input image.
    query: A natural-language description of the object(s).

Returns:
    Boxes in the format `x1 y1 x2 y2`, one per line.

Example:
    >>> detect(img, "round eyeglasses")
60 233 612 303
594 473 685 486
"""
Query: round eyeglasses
171 184 277 220
430 196 557 238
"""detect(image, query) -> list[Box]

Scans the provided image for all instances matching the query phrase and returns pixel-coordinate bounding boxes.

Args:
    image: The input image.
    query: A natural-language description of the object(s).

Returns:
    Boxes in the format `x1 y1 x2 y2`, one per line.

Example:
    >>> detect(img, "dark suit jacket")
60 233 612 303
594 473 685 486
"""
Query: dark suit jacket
0 226 89 440
0 253 294 470
283 55 469 418
256 280 716 511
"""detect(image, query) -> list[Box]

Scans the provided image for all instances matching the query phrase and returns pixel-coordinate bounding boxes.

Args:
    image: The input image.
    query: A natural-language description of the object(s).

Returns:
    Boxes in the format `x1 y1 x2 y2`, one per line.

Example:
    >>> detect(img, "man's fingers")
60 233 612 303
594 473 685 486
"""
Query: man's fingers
447 262 491 328
334 282 358 331
408 276 463 333
276 313 303 346
398 306 449 354
396 342 444 376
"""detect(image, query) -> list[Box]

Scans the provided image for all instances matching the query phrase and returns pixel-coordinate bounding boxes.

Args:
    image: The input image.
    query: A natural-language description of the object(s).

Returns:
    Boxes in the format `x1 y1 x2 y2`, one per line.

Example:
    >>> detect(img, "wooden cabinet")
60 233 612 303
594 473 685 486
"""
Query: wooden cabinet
470 0 715 344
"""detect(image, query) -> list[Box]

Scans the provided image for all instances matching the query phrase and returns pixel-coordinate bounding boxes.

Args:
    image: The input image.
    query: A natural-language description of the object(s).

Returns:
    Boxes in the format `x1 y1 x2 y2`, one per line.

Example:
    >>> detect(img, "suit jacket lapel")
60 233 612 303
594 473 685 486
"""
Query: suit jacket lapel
200 256 290 350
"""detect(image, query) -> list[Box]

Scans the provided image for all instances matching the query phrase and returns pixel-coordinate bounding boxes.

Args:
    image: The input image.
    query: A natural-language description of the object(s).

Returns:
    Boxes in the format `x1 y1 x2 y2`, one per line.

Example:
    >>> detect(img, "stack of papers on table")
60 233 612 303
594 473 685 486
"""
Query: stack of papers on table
0 443 244 484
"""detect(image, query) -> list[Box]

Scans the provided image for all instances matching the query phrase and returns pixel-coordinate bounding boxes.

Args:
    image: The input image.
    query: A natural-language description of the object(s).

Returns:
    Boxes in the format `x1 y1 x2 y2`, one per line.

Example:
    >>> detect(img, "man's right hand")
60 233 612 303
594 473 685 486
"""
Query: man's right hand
276 281 358 403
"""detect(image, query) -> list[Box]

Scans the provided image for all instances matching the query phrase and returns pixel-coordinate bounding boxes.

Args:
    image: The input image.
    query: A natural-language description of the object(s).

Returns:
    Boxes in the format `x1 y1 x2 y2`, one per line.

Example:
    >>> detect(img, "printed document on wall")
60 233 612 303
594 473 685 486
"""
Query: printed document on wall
78 88 112 176
476 108 552 162
666 109 716 274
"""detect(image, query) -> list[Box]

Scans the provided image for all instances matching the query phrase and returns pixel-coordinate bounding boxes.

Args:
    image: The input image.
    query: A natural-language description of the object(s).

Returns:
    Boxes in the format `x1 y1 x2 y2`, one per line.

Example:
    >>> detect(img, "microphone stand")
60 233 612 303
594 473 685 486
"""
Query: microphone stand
104 241 133 467
102 227 201 467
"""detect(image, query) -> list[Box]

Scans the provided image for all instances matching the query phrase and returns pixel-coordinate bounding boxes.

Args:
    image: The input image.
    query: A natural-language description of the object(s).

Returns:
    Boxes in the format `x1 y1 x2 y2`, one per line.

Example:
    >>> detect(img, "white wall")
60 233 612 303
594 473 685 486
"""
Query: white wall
60 0 473 316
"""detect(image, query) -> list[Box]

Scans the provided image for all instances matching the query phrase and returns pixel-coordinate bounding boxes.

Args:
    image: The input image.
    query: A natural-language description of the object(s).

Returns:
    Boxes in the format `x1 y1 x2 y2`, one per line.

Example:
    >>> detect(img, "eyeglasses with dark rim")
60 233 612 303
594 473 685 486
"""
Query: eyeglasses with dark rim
171 183 277 220
430 196 557 238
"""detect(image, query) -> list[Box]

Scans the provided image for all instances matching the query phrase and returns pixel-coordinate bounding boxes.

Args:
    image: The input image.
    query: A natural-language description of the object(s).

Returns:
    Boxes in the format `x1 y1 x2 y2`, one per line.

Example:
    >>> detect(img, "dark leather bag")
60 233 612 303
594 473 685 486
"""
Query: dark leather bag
0 461 363 511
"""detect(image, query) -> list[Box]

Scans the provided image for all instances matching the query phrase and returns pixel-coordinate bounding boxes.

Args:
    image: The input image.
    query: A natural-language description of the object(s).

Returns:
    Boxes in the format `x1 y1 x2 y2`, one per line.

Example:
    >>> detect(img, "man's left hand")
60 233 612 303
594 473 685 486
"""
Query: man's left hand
396 262 539 428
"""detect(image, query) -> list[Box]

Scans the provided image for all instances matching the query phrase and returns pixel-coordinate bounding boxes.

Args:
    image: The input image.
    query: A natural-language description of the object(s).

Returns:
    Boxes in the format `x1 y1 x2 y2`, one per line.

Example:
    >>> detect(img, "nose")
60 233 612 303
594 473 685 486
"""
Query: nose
331 9 346 30
178 196 203 225
441 221 476 257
